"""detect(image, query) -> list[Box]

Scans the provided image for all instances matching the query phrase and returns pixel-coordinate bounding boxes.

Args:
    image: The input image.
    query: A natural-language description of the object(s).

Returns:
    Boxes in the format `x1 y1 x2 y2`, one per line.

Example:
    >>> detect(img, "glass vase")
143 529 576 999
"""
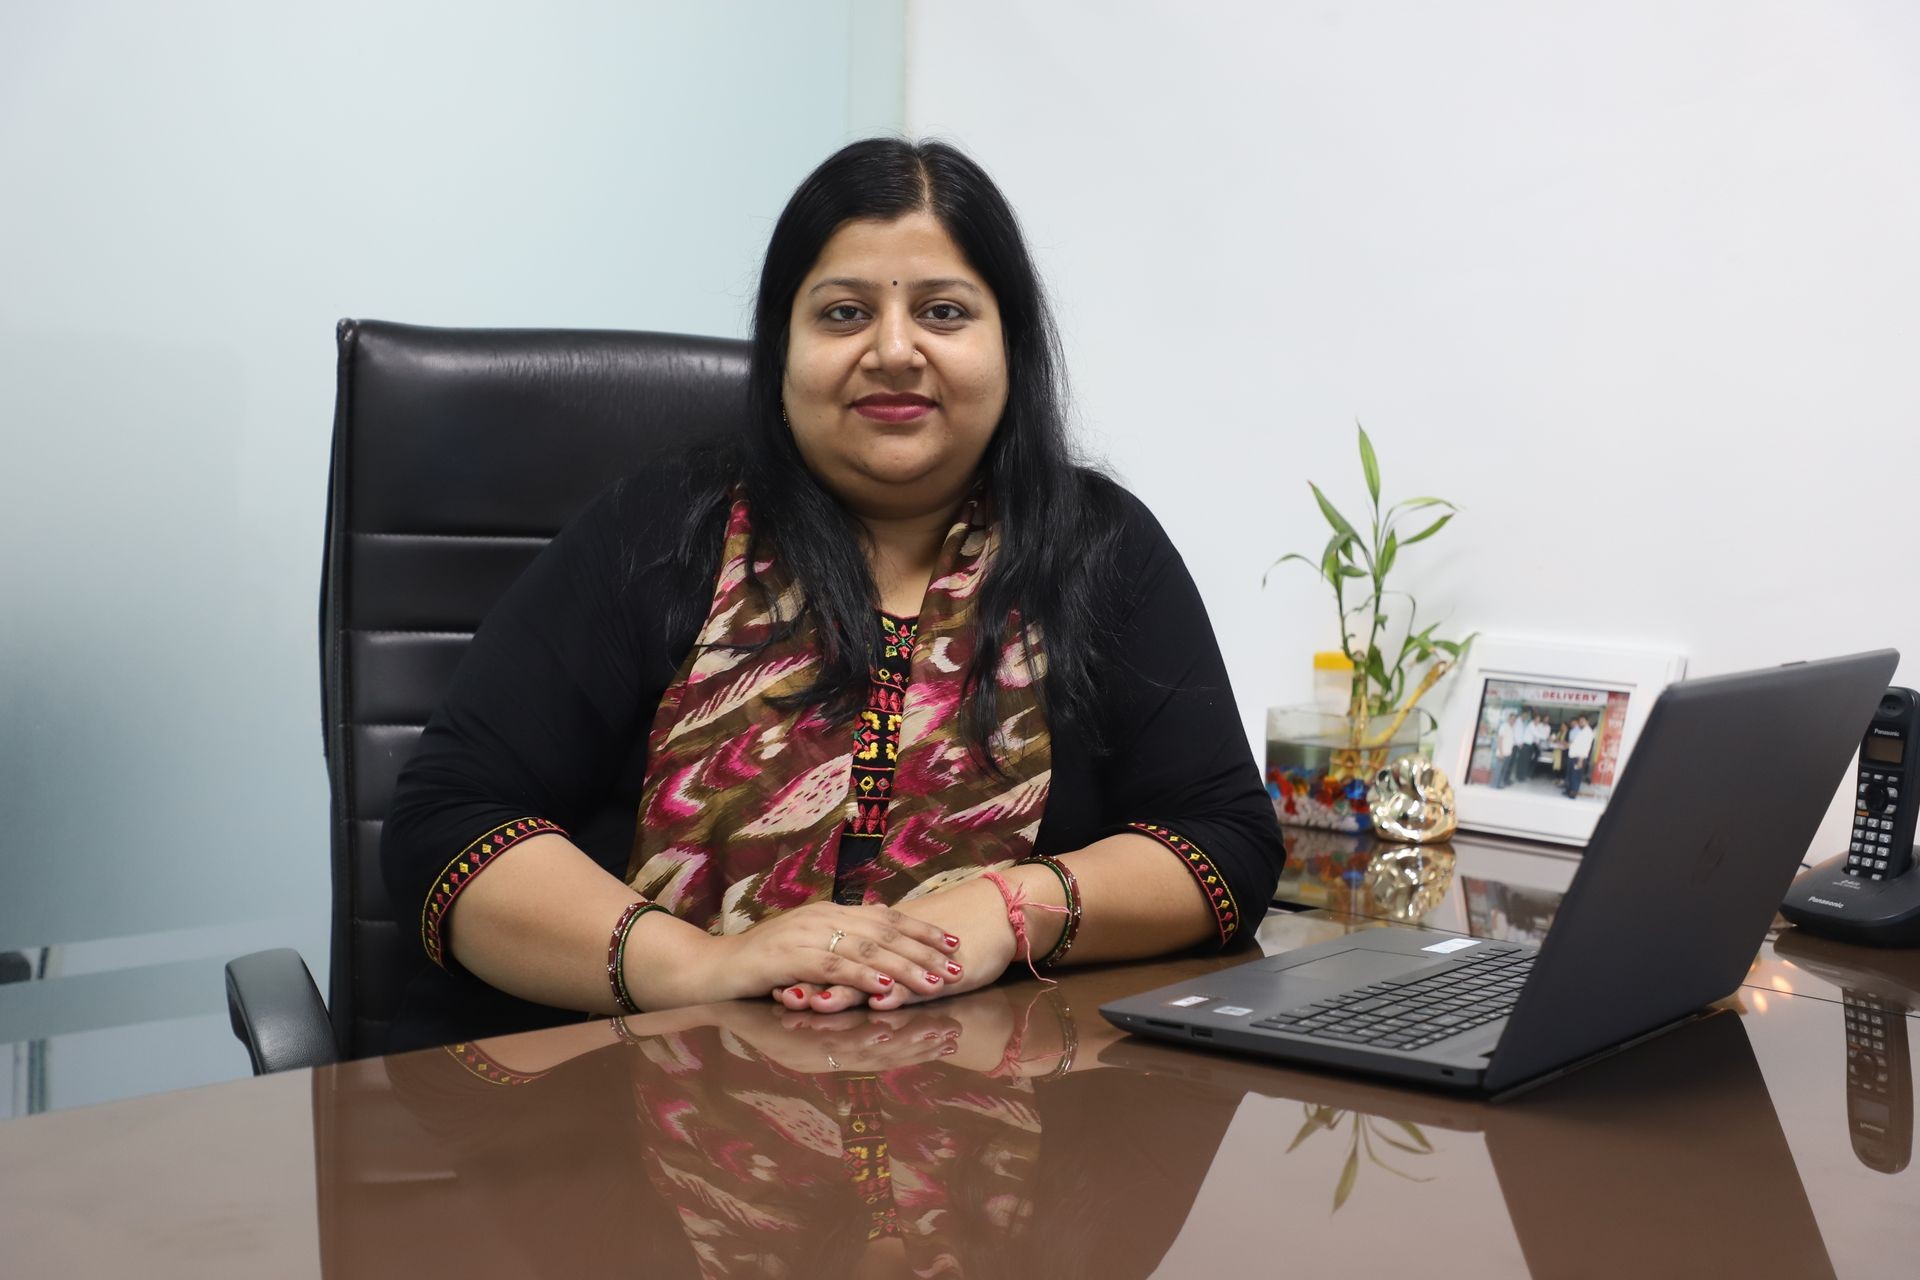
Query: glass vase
1265 706 1425 834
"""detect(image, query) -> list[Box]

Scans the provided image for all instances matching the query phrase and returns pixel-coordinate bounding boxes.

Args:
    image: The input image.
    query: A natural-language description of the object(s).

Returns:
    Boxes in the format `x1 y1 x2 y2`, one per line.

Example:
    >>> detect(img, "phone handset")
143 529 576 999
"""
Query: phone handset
1846 687 1920 882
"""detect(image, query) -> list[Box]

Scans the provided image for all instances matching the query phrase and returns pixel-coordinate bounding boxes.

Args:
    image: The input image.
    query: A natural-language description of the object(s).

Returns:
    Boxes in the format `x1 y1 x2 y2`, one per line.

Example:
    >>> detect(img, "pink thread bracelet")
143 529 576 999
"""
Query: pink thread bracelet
981 870 1070 984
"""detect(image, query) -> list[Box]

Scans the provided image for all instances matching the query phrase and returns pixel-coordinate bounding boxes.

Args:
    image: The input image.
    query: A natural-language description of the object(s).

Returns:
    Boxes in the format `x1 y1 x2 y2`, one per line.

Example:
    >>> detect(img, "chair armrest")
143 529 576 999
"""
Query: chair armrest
225 948 338 1074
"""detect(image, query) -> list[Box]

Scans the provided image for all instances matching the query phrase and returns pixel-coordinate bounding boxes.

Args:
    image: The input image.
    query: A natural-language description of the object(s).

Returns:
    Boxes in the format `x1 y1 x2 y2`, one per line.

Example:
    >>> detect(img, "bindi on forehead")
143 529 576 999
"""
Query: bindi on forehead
805 275 985 297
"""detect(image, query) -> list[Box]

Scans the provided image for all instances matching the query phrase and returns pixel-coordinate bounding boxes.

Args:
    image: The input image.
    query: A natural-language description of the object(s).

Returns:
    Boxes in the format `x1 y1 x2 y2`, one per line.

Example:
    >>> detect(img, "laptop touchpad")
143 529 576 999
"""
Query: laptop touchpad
1273 948 1436 984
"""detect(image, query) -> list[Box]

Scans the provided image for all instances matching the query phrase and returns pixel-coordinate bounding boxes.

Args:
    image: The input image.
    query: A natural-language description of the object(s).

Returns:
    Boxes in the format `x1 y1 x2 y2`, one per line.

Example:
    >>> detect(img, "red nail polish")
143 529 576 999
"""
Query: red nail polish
941 1044 958 1055
925 972 942 984
877 1033 892 1043
787 987 806 999
943 933 960 949
946 961 962 976
876 974 894 987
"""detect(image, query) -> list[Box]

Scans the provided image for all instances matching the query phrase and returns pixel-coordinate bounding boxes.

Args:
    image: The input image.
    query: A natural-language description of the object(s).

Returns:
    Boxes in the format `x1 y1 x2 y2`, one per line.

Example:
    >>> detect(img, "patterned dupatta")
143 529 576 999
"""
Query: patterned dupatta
625 494 1051 932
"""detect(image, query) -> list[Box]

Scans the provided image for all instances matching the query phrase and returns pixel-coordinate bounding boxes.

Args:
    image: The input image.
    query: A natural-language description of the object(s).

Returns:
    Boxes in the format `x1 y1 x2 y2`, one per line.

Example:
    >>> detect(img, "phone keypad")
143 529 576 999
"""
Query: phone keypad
1849 768 1907 879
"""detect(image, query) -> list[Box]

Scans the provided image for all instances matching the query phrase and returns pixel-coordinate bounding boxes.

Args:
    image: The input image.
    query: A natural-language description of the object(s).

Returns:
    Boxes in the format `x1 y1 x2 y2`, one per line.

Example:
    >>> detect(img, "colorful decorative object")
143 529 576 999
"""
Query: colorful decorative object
1267 707 1421 833
1368 754 1458 843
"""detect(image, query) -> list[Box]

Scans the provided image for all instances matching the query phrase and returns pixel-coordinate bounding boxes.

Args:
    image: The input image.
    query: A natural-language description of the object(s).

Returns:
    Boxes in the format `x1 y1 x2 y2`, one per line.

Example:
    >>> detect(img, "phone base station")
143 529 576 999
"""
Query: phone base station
1782 852 1920 947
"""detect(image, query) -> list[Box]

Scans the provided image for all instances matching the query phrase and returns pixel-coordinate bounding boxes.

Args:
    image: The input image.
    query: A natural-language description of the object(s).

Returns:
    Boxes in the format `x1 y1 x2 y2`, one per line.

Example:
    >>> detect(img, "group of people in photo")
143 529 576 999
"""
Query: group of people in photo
1488 708 1599 799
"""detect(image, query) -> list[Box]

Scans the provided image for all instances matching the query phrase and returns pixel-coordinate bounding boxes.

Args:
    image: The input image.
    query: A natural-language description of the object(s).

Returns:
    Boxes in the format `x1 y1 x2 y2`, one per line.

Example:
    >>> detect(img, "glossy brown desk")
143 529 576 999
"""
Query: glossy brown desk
3 840 1919 1278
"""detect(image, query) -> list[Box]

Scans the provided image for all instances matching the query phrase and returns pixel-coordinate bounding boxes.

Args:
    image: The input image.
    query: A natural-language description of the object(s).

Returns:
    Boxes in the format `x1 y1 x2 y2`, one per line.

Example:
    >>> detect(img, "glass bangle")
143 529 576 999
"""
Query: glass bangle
1020 854 1072 906
608 900 668 1014
1020 855 1082 967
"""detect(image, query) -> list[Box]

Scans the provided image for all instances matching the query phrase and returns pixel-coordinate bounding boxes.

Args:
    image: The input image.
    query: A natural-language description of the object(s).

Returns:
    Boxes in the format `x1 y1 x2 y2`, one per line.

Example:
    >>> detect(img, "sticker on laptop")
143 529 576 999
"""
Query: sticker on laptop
1421 938 1483 954
1213 1006 1254 1017
1167 995 1213 1007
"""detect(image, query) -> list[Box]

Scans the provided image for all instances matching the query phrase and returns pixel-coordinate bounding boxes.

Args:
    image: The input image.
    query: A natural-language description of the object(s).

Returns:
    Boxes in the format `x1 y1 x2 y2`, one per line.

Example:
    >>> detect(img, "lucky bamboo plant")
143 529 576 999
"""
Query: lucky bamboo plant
1266 425 1474 777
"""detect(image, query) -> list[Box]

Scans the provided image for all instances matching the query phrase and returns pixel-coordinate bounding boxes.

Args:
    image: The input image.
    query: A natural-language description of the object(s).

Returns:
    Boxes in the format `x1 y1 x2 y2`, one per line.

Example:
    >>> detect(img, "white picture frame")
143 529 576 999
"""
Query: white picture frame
1433 638 1687 846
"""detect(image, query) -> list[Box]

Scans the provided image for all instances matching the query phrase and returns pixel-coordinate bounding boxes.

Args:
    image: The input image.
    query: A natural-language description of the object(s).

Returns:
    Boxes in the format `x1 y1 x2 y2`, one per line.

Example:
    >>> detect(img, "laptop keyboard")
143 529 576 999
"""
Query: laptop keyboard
1249 944 1535 1052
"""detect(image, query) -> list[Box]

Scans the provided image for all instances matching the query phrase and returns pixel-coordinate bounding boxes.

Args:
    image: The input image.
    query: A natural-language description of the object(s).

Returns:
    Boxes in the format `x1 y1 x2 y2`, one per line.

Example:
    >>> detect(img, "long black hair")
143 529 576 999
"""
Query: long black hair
661 138 1120 765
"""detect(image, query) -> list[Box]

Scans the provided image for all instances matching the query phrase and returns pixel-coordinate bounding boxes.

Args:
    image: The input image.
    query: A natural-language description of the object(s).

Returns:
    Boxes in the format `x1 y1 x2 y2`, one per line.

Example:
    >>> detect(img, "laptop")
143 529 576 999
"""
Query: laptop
1101 650 1899 1094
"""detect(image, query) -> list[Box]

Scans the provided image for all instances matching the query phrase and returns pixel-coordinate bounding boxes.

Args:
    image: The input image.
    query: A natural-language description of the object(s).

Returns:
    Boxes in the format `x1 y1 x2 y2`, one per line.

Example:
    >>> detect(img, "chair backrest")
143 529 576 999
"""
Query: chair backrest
324 319 750 1059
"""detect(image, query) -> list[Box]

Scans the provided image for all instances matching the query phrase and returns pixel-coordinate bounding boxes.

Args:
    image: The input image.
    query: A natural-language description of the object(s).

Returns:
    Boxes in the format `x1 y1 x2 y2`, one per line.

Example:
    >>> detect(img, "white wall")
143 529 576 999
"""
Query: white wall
0 1 905 956
907 1 1920 859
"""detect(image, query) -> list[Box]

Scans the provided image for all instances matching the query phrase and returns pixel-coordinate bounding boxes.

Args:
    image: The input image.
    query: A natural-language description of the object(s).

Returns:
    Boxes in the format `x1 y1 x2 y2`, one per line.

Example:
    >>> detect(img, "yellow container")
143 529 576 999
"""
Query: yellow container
1313 650 1354 715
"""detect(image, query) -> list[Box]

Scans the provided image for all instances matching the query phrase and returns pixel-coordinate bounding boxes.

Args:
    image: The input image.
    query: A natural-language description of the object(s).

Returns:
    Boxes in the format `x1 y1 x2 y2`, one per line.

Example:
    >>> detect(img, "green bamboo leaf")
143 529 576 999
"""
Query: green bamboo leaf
1309 482 1360 543
1373 1134 1432 1157
1444 633 1480 669
1377 530 1398 581
1387 497 1455 516
1333 1147 1360 1212
1320 531 1353 585
1432 639 1462 657
1367 647 1391 693
1286 1112 1327 1154
1357 423 1380 506
1399 512 1454 547
1368 1153 1436 1183
1261 552 1321 588
1336 563 1369 579
1393 1120 1434 1152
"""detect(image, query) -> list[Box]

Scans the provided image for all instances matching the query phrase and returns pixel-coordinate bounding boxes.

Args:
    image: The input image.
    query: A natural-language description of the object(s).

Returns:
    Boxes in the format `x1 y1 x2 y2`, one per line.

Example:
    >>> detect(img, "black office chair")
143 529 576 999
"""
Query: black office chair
225 319 750 1073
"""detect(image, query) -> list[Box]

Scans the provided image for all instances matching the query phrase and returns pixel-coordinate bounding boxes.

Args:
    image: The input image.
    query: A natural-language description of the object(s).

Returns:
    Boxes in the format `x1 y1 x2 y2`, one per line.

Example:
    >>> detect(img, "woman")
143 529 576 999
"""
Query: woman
385 138 1285 1023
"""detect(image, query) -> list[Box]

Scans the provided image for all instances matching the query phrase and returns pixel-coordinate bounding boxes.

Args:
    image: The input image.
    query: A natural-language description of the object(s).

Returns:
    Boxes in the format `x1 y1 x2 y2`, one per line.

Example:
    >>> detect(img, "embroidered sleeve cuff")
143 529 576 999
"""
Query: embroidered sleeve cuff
1126 821 1242 947
421 816 566 969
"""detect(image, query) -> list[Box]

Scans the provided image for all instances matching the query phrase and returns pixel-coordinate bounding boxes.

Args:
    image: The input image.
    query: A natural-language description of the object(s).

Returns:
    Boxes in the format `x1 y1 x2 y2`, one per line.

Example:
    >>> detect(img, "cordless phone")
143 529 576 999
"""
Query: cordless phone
1847 687 1920 882
1842 989 1913 1174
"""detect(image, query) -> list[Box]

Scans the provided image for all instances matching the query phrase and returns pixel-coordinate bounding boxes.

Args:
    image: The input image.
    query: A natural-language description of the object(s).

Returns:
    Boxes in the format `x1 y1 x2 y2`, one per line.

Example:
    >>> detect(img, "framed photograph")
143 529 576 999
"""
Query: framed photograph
1434 638 1687 846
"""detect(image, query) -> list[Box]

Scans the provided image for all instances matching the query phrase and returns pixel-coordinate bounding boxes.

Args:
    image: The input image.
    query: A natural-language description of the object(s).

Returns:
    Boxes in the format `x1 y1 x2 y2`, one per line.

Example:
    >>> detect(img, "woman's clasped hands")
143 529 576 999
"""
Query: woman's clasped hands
769 877 1026 1014
660 899 964 1011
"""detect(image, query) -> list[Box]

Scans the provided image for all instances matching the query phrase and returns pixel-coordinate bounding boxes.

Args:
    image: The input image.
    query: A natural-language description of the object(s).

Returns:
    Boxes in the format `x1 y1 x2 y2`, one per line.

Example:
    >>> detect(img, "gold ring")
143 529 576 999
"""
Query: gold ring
827 928 847 955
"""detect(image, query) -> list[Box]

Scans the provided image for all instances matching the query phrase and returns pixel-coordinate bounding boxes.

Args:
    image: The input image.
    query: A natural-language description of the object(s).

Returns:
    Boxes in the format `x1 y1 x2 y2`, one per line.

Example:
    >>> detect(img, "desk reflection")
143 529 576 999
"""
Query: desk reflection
321 980 1834 1279
1105 1009 1836 1279
1774 929 1917 1176
1272 828 1576 946
348 986 1228 1278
